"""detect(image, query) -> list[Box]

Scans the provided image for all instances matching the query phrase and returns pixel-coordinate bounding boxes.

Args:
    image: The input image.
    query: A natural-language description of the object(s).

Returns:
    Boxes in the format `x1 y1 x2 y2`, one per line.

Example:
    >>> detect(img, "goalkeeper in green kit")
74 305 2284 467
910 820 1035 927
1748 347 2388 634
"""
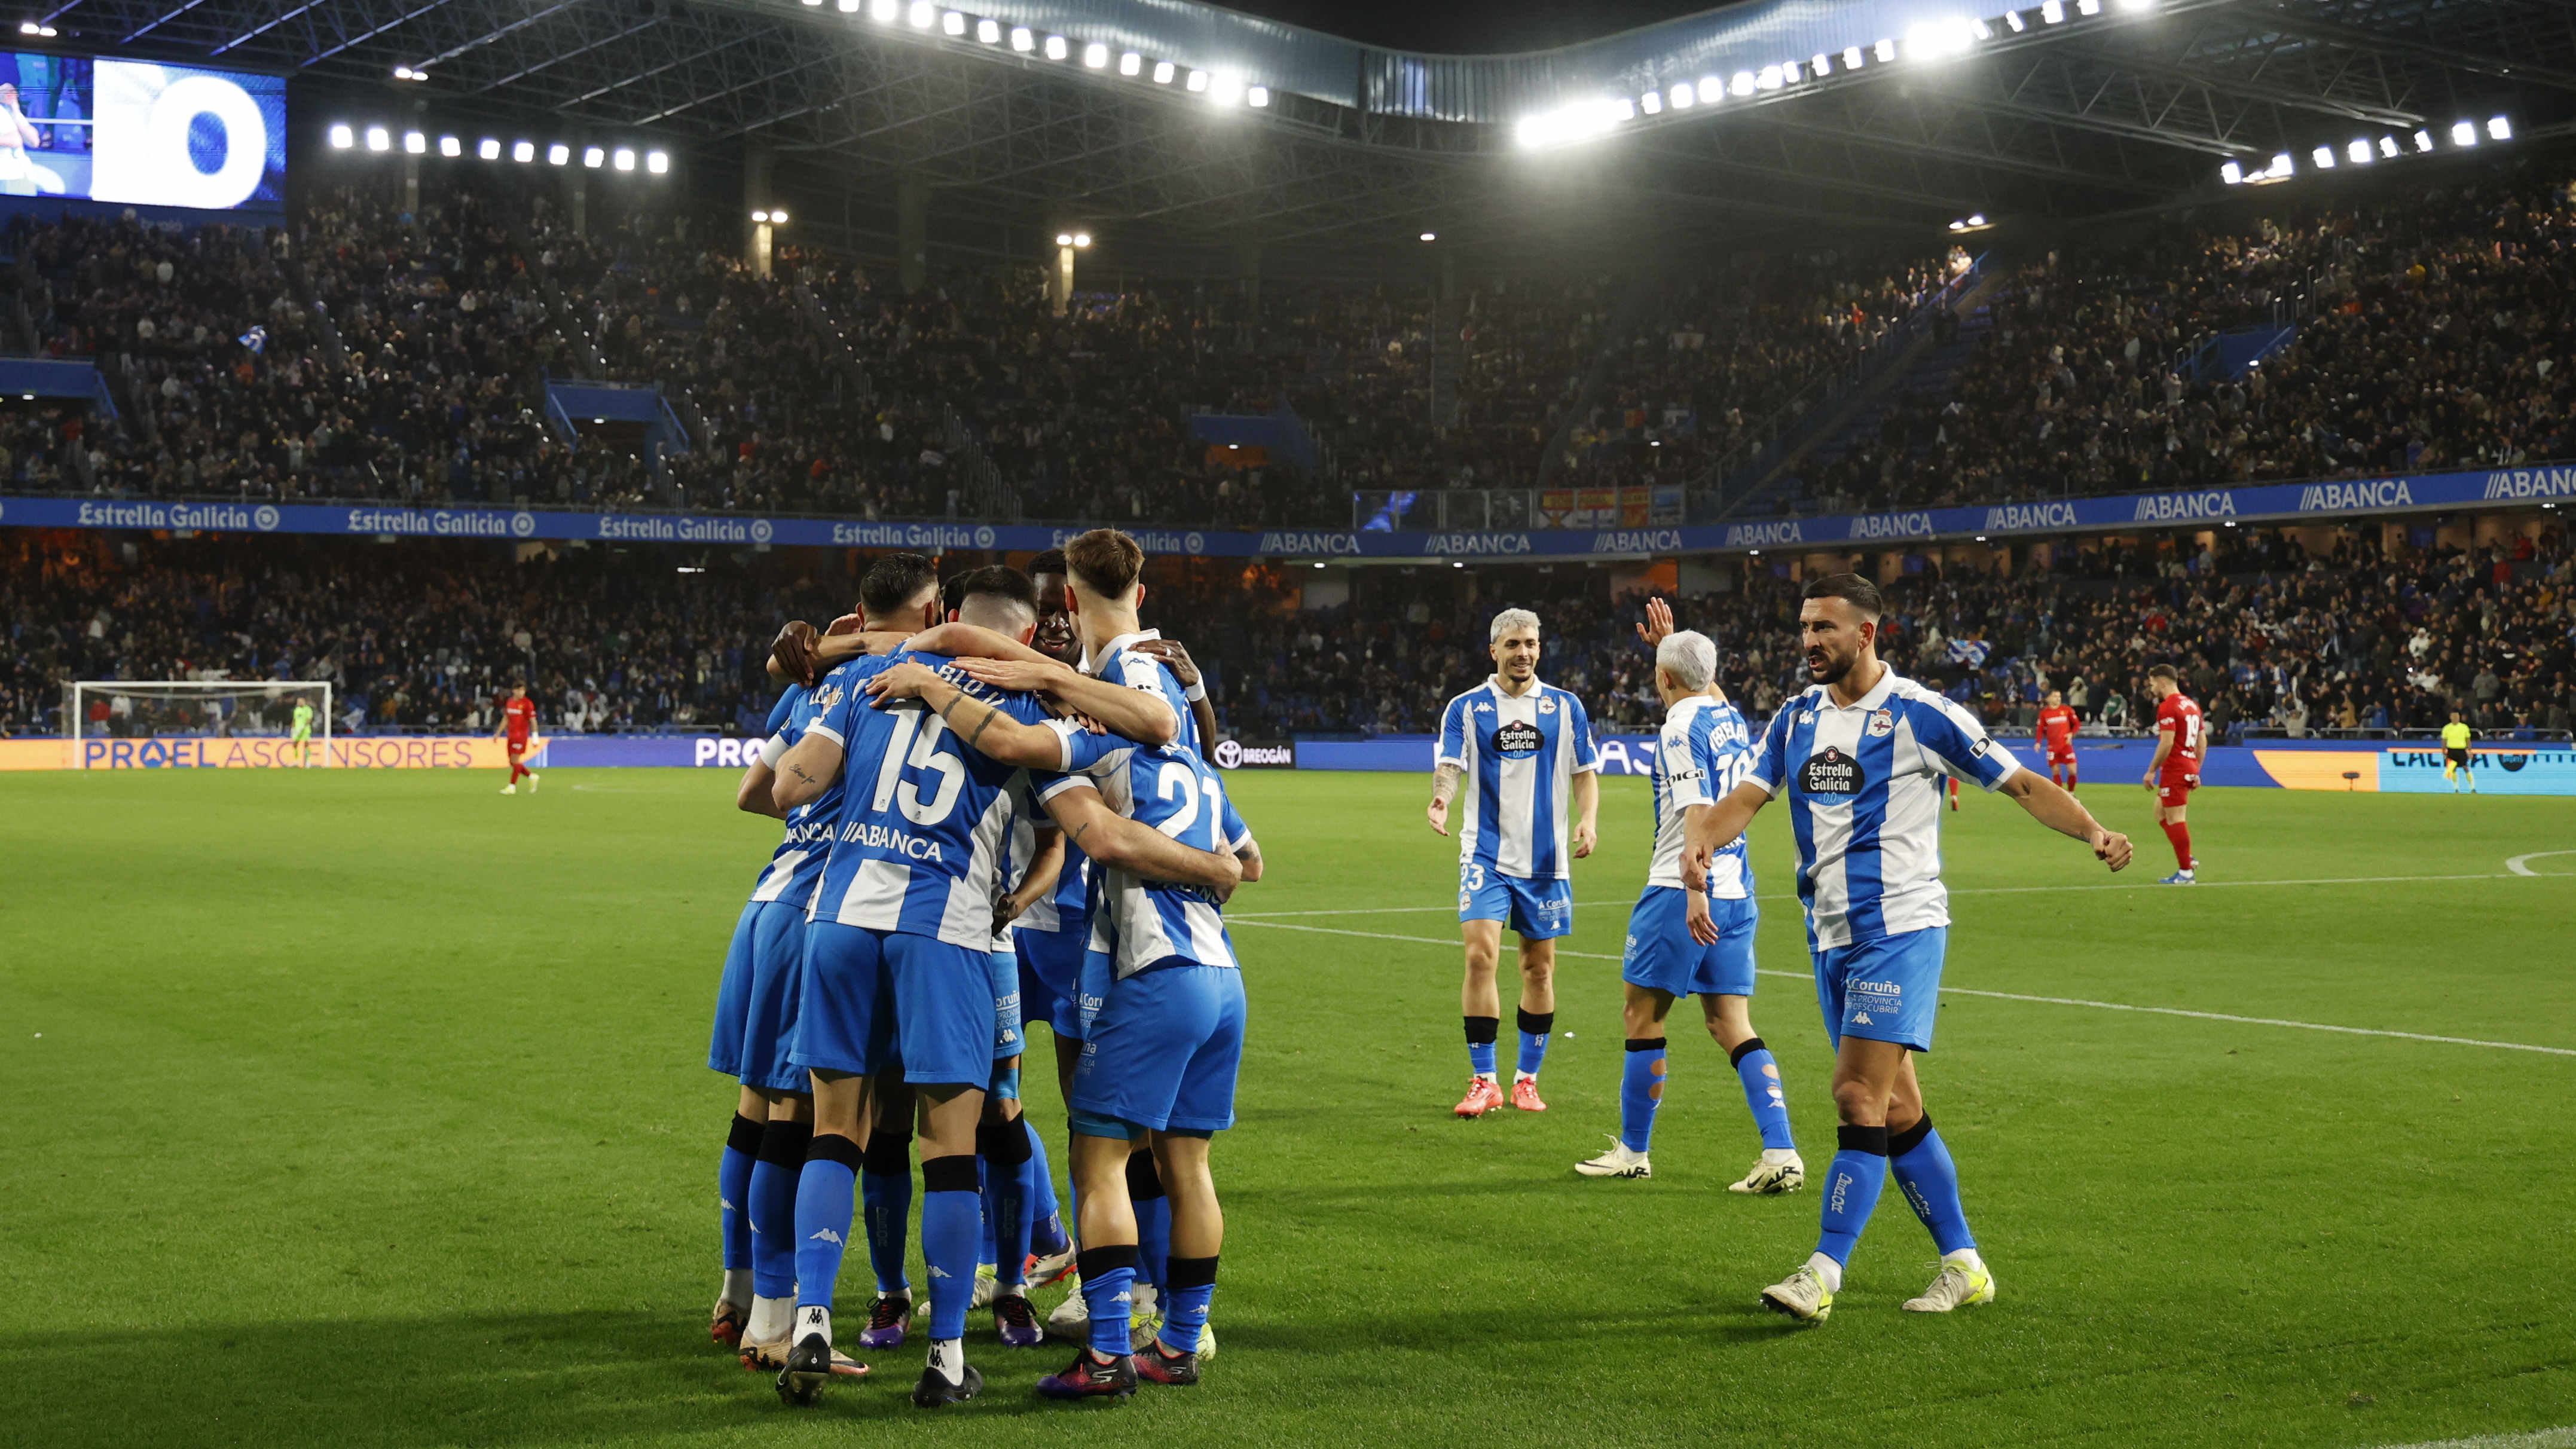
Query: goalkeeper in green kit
291 698 317 768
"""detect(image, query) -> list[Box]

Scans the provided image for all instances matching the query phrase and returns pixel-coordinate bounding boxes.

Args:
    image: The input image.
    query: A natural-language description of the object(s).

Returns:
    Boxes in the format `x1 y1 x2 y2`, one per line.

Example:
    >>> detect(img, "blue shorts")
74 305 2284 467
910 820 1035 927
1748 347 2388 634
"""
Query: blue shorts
1069 959 1246 1137
1814 926 1946 1053
792 925 997 1084
1457 866 1574 940
707 898 810 1093
1015 926 1086 1043
1621 887 1758 999
991 949 1023 1061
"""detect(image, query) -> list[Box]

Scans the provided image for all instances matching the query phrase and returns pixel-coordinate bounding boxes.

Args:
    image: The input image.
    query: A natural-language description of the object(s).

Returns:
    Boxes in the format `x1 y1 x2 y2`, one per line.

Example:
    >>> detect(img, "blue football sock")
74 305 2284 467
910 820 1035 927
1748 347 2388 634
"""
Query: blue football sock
792 1135 863 1313
1025 1119 1062 1231
860 1132 914 1296
719 1114 760 1276
1464 1015 1498 1077
979 1119 1034 1291
1814 1125 1891 1267
1078 1247 1137 1357
976 1155 997 1266
748 1119 810 1301
1516 1009 1555 1076
1127 1151 1170 1291
919 1155 980 1341
1619 1039 1666 1153
1890 1118 1977 1256
1731 1038 1796 1151
1159 1255 1218 1356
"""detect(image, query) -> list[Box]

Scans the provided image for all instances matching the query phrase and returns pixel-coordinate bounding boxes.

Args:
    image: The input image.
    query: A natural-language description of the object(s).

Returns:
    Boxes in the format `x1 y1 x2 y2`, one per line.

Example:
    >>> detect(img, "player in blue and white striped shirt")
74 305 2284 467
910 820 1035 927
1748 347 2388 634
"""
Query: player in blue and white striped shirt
1428 608 1600 1118
1575 606 1802 1193
1685 573 2131 1324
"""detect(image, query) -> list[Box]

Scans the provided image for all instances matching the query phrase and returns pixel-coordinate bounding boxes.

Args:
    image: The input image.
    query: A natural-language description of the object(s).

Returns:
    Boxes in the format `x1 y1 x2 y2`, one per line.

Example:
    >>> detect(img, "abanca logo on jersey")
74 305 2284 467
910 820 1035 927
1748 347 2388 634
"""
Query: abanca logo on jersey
1798 745 1864 796
1492 720 1544 756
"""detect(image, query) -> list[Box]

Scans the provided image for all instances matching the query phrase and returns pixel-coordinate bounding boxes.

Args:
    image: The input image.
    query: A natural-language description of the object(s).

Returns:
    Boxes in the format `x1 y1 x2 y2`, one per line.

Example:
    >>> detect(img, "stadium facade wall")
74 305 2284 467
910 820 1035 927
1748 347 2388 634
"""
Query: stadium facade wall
6 462 2572 560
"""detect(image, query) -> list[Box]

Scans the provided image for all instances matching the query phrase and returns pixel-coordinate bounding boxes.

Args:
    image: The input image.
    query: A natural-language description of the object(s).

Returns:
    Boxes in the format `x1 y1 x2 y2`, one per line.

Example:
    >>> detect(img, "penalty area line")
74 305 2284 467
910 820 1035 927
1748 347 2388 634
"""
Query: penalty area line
1226 921 2576 1058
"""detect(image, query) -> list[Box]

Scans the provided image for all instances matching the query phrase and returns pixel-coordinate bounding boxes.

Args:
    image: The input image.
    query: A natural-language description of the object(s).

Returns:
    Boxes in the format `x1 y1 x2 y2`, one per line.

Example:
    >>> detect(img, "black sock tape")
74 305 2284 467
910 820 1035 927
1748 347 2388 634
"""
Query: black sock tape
921 1153 979 1194
805 1132 864 1171
861 1131 913 1177
1163 1255 1220 1291
1516 1009 1556 1038
1835 1123 1891 1157
1462 1014 1499 1046
1624 1037 1667 1053
1728 1036 1768 1069
1887 1115 1935 1158
756 1119 814 1169
726 1113 766 1156
1077 1244 1139 1282
1126 1149 1167 1201
977 1118 1034 1166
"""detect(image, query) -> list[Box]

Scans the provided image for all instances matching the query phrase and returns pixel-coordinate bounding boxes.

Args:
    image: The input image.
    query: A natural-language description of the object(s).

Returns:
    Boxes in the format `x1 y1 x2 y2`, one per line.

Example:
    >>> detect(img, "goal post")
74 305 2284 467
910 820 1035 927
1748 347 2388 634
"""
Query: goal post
66 681 335 768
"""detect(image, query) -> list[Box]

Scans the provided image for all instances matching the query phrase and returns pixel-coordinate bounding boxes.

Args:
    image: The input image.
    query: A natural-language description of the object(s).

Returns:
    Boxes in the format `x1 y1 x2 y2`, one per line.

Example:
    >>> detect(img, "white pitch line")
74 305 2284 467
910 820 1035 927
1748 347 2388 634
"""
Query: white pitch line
1227 918 2576 1059
1228 870 2532 919
2366 1430 2576 1449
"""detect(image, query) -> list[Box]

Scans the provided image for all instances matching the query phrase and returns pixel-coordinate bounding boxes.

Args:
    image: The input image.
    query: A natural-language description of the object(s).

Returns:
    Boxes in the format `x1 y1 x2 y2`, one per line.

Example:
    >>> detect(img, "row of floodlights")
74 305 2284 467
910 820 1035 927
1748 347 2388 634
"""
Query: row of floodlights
2221 117 2510 185
1520 0 2145 149
792 0 1268 107
15 20 55 36
326 123 671 174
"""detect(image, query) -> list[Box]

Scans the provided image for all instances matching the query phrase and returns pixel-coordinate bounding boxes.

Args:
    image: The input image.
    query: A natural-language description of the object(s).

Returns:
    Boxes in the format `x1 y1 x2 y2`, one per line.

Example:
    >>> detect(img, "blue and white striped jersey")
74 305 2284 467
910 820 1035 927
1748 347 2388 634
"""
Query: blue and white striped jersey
1647 693 1757 900
1749 669 2022 949
1084 629 1200 757
803 650 1072 951
1039 741 1251 982
1436 679 1600 881
750 684 838 909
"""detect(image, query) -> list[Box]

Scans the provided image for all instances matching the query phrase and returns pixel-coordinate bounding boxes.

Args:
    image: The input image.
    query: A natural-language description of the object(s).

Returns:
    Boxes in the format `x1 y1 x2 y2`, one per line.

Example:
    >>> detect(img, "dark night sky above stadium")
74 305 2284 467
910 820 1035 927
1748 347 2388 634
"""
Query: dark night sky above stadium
1226 0 1716 53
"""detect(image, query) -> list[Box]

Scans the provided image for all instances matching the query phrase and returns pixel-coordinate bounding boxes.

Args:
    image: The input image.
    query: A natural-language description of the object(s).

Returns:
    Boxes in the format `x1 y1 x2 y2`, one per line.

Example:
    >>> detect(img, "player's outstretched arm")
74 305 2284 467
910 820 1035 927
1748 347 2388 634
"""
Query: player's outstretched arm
1042 786 1242 903
737 756 787 819
1681 781 1771 889
867 661 1077 770
948 657 1178 746
771 733 847 809
1997 769 2131 870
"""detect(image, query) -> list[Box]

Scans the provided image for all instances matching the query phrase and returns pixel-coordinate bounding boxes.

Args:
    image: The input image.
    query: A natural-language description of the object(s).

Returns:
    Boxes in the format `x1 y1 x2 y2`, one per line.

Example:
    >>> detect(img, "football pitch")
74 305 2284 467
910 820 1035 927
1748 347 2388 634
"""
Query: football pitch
4 766 2572 1449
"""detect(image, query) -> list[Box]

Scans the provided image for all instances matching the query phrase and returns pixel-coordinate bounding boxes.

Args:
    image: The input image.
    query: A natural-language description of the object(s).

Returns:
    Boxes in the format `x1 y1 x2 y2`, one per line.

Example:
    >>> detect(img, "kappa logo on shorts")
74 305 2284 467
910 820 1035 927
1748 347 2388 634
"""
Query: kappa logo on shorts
1493 720 1544 756
1798 746 1865 796
1853 1012 1874 1025
1867 708 1894 738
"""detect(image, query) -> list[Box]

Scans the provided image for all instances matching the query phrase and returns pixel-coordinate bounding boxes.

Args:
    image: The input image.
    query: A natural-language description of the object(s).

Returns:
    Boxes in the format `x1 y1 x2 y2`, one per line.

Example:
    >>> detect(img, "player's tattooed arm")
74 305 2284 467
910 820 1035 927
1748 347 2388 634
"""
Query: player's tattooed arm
868 662 1068 769
1232 836 1265 884
903 622 1065 670
952 658 1176 745
1997 769 2132 871
770 733 847 809
1426 763 1463 835
1043 786 1242 903
737 757 788 819
1680 783 1770 889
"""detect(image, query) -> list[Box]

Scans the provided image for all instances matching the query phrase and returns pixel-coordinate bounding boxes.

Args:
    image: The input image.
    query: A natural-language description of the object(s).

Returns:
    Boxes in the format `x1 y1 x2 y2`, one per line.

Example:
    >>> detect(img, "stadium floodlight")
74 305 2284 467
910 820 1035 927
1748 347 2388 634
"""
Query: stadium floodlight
2220 160 2243 185
1731 71 1755 96
2347 139 2372 164
2412 129 2434 152
1419 231 1436 242
1009 25 1031 50
907 1 933 27
2042 0 2065 21
753 210 770 223
646 150 669 175
2004 8 2025 31
1044 34 1068 59
547 142 570 165
1756 65 1782 90
392 65 421 80
1248 85 1270 107
1844 45 1865 68
512 140 534 163
362 126 388 151
837 0 859 11
1071 231 1090 247
2489 115 2512 140
1153 60 1175 83
1083 41 1107 67
870 0 895 17
2268 151 2292 178
583 145 605 167
2311 145 2334 169
1874 37 1896 60
2077 0 2101 14
1055 231 1072 245
976 18 998 41
803 0 820 6
328 123 354 149
2378 135 2398 158
942 10 964 35
1209 71 1244 103
1185 68 1208 91
2451 120 2477 146
1811 52 1832 76
1640 90 1663 114
439 134 461 157
478 137 501 160
1696 75 1722 103
613 148 635 171
1906 18 1979 59
1969 213 1986 225
403 130 425 154
1119 51 1141 75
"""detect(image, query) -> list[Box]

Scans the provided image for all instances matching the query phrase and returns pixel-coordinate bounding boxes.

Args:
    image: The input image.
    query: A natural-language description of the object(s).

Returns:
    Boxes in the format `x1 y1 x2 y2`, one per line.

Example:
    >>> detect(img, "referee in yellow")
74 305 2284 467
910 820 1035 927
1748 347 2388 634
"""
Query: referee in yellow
2441 711 2476 794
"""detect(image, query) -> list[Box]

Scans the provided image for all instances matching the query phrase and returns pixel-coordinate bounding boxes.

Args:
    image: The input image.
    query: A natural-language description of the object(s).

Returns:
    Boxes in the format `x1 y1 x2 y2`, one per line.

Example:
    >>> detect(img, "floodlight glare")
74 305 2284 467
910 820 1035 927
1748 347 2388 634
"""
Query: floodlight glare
751 210 771 224
1697 76 1722 103
1185 68 1208 91
512 140 534 163
439 134 461 157
1044 34 1067 59
1811 53 1832 77
2451 120 2477 146
2347 139 2372 164
2488 115 2511 140
2040 0 2065 19
1640 90 1663 114
1968 213 1986 225
976 18 998 41
1119 51 1141 75
2220 160 2243 185
837 0 860 11
870 0 896 17
907 1 933 27
646 150 669 174
2378 136 2398 158
1153 60 1174 82
2268 151 2293 178
403 130 425 154
547 142 570 165
2413 129 2434 152
942 10 964 35
1009 25 1031 50
1072 232 1090 247
2311 145 2334 169
583 145 605 167
2077 0 2101 14
328 123 354 149
1248 85 1270 107
1419 232 1436 242
1844 45 1865 69
1055 232 1073 246
1756 65 1781 90
2004 9 2025 31
1731 71 1755 96
1083 41 1107 67
613 148 635 171
365 126 390 151
478 137 501 160
1874 37 1896 60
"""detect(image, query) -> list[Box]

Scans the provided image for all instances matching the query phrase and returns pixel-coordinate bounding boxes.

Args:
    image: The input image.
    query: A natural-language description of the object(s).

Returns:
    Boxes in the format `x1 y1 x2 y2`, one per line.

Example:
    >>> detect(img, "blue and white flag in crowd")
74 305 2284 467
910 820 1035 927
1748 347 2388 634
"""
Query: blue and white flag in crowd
1946 637 1993 669
238 325 267 354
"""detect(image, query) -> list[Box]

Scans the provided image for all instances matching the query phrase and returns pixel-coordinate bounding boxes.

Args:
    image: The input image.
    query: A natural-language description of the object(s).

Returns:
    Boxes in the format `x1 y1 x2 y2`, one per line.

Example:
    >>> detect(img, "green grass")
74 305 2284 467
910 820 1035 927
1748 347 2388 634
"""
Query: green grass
3 766 2572 1448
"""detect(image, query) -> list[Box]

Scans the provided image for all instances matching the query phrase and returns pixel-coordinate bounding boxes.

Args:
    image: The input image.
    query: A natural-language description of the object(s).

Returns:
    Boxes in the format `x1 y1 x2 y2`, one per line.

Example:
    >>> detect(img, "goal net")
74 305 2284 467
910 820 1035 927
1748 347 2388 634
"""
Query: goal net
66 681 335 768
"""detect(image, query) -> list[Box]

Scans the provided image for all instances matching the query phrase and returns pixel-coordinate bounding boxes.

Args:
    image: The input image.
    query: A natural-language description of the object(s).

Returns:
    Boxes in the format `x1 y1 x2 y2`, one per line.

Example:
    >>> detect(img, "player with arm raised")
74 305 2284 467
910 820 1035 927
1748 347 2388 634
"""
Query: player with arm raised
1429 607 1600 1118
771 616 1238 1409
494 683 538 794
2037 690 2079 791
1575 604 1802 1192
2143 665 2204 884
1682 573 2129 1323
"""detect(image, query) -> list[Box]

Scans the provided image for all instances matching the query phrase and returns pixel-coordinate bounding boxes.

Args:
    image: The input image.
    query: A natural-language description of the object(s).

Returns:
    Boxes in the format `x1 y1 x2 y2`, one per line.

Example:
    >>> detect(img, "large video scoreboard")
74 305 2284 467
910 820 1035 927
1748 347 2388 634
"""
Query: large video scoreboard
0 51 285 212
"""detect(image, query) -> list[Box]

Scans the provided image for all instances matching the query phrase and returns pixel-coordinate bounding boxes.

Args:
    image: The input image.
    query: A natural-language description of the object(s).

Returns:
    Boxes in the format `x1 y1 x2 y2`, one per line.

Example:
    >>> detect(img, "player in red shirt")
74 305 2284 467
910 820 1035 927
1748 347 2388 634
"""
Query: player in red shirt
2036 690 2080 791
496 684 540 794
2141 665 2201 884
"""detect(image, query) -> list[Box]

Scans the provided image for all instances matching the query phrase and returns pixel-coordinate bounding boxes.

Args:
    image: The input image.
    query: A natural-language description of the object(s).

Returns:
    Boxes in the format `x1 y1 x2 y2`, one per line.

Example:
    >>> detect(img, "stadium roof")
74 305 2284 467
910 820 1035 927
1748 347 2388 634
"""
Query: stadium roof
53 0 2576 266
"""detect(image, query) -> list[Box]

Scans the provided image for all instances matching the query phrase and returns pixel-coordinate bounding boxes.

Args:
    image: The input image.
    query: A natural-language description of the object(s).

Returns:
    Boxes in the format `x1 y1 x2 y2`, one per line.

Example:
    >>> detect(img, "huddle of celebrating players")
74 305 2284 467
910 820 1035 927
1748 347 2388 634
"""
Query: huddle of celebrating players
705 530 1260 1407
699 552 2152 1409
